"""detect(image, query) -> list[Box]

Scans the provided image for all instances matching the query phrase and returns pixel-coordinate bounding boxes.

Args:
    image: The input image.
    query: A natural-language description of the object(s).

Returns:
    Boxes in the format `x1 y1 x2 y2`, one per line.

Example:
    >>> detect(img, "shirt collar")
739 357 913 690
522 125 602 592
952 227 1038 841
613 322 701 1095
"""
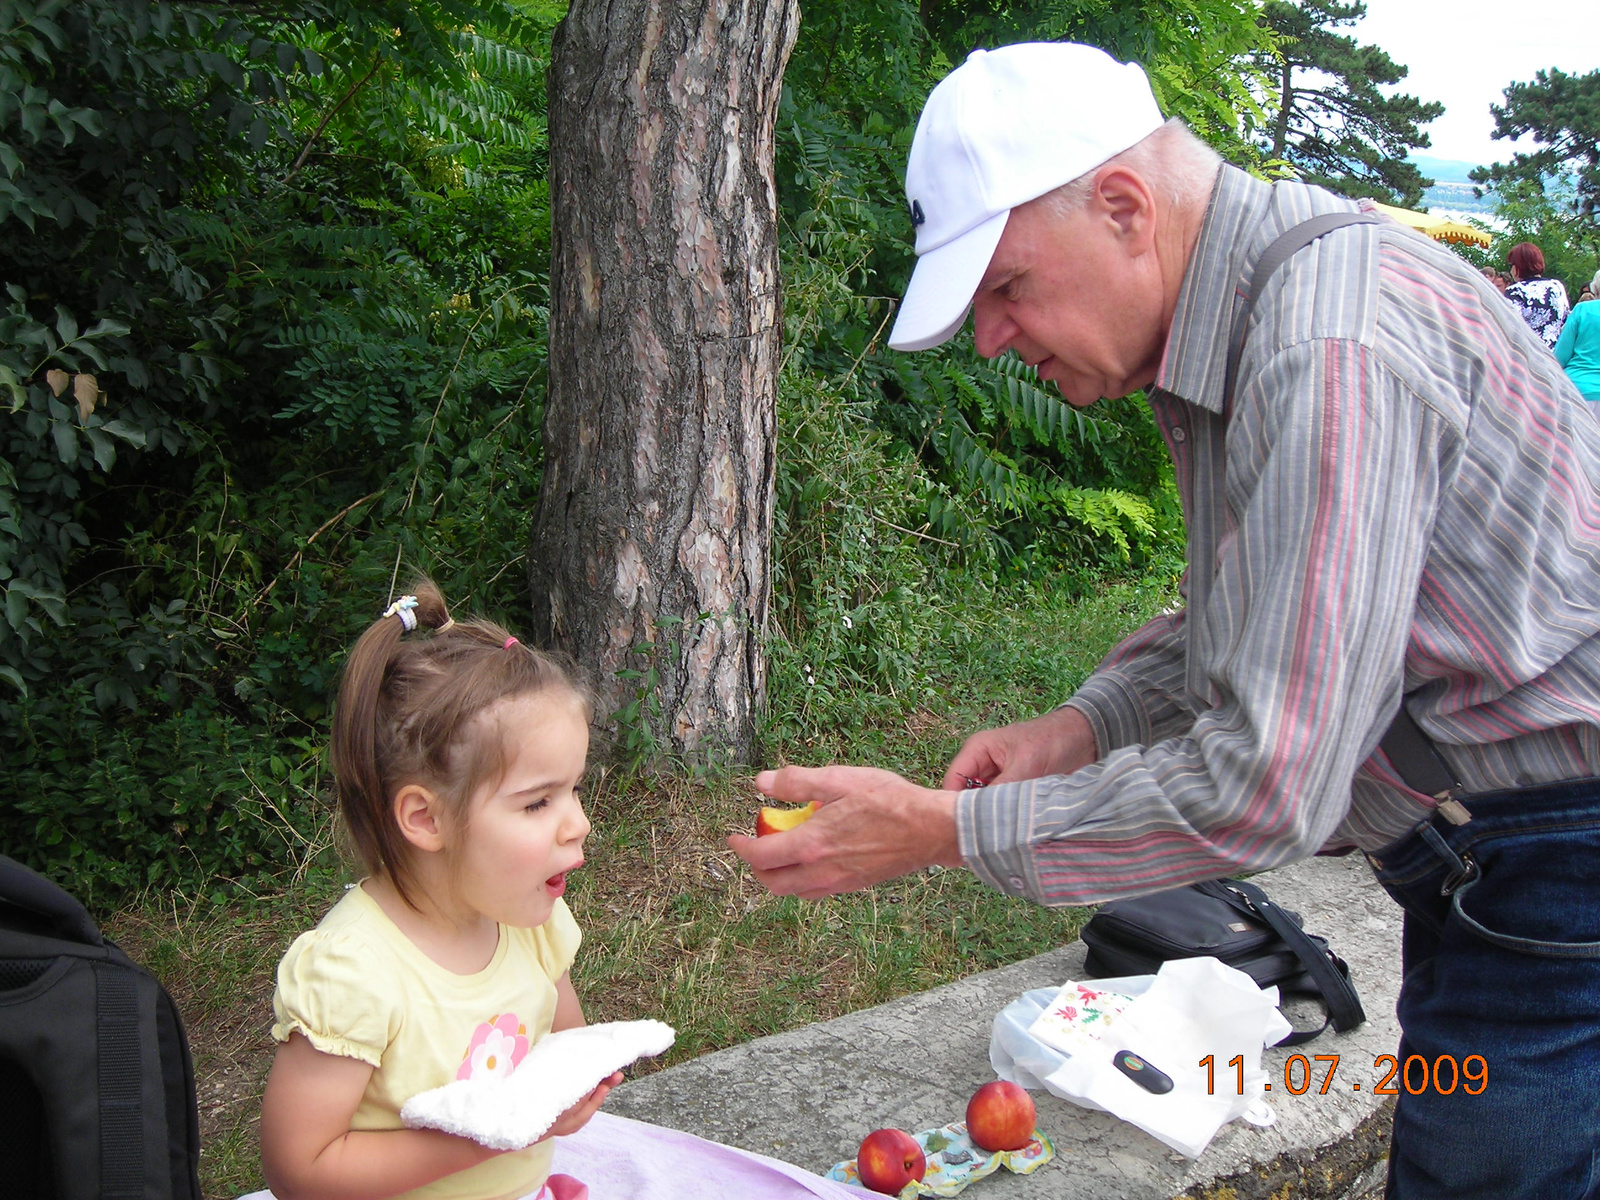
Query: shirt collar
1153 164 1276 414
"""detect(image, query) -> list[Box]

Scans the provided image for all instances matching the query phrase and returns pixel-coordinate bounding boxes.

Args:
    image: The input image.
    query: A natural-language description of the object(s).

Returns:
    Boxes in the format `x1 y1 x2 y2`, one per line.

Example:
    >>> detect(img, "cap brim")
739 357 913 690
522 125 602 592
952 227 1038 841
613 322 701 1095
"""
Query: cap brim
888 209 1010 351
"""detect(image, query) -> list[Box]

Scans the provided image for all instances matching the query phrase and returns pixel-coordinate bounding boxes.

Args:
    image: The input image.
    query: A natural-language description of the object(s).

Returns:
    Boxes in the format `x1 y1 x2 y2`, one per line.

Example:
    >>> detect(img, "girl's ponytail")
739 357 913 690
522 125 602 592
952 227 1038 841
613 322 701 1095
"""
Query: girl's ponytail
331 582 450 902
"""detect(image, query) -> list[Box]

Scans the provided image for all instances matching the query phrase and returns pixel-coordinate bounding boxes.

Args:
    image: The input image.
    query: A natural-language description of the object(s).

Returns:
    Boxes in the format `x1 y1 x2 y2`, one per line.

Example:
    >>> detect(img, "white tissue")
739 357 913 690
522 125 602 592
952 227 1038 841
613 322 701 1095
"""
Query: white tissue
1043 957 1291 1158
400 1019 676 1150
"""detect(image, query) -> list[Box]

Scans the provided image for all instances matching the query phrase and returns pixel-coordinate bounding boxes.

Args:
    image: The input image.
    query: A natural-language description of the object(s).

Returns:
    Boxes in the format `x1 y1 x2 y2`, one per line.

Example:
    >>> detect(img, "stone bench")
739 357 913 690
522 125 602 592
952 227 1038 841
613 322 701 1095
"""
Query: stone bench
607 854 1401 1200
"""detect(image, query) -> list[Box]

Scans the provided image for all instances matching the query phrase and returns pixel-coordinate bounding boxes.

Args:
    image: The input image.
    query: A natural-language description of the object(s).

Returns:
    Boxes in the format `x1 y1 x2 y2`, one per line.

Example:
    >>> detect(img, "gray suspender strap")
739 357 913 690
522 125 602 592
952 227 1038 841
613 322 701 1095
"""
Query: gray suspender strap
1218 208 1461 801
1379 703 1463 800
1223 210 1380 416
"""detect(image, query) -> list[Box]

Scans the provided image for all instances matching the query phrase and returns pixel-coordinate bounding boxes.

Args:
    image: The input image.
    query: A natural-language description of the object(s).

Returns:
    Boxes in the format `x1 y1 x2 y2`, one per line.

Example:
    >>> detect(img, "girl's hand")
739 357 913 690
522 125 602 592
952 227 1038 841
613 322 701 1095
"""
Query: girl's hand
542 1071 623 1140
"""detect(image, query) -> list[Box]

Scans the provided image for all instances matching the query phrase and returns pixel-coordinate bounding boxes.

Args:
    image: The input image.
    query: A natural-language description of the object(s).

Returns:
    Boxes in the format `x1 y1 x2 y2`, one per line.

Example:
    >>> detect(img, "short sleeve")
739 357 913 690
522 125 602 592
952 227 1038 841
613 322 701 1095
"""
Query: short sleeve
270 929 393 1067
528 898 581 982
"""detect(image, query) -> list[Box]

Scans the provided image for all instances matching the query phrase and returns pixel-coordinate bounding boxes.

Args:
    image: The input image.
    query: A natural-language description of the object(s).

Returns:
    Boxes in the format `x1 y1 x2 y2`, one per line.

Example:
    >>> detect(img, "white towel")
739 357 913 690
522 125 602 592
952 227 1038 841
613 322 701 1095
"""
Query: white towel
401 1020 676 1150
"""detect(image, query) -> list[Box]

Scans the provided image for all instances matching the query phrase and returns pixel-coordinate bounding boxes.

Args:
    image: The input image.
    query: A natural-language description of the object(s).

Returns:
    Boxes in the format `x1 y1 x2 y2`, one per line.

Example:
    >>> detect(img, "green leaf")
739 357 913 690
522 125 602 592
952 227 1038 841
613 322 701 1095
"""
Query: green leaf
81 318 131 340
99 418 147 448
85 428 116 471
50 420 76 463
0 363 25 411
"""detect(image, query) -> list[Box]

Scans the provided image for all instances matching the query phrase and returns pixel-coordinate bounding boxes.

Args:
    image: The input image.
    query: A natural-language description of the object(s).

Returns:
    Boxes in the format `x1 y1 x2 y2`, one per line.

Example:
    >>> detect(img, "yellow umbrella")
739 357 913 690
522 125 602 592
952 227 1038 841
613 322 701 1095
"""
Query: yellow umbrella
1370 201 1492 248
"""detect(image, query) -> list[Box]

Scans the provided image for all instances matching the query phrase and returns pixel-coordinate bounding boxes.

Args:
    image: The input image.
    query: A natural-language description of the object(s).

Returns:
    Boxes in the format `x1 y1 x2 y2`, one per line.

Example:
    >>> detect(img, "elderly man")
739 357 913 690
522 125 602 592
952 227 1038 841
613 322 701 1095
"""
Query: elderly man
728 42 1600 1198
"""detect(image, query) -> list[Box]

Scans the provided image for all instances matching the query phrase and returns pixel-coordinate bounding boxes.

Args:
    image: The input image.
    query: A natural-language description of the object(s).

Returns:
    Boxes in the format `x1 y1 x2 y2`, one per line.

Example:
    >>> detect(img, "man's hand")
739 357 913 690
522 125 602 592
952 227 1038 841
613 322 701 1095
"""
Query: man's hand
540 1071 622 1142
942 705 1098 790
728 765 961 899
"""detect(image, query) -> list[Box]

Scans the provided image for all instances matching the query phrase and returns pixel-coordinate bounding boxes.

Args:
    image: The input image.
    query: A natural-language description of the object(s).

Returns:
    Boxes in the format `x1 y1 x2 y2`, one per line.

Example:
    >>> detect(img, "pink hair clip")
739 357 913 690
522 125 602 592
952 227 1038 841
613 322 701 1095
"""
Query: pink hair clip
504 636 519 649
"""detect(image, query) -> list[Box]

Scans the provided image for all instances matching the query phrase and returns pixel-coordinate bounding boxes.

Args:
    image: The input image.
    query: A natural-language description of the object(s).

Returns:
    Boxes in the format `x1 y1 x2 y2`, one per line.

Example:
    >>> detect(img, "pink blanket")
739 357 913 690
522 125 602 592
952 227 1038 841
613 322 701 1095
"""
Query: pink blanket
551 1111 862 1199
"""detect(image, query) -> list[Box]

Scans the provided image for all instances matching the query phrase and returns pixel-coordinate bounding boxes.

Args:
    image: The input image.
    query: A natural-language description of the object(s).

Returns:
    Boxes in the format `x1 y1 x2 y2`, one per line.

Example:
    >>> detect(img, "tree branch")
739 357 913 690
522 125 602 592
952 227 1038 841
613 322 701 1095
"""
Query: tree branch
248 490 382 609
285 58 382 182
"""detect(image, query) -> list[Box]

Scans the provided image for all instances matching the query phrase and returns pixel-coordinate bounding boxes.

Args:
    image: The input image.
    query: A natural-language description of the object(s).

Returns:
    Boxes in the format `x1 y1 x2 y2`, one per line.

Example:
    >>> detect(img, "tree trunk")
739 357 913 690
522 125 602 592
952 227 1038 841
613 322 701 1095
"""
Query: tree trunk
531 0 798 761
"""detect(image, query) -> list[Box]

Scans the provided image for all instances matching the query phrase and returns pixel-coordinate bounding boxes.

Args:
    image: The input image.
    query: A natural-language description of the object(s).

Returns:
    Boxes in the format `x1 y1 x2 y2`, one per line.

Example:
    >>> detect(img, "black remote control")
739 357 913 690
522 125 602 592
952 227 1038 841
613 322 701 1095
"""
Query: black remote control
1111 1050 1174 1094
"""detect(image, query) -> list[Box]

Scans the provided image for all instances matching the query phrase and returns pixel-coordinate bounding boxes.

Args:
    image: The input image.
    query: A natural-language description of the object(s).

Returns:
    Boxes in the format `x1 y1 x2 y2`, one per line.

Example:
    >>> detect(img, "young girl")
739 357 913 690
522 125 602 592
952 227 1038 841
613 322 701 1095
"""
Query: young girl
256 582 618 1200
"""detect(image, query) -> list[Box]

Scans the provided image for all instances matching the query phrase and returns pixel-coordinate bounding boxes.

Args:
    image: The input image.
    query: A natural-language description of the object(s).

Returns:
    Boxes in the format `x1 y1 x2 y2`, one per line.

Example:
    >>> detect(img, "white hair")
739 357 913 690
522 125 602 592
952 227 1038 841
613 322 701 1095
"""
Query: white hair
1038 118 1221 221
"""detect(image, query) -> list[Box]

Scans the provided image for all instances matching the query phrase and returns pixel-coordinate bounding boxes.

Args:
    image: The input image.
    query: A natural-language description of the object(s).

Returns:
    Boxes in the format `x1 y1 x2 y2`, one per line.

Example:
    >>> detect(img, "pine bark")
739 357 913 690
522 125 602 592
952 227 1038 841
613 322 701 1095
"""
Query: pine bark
531 0 798 760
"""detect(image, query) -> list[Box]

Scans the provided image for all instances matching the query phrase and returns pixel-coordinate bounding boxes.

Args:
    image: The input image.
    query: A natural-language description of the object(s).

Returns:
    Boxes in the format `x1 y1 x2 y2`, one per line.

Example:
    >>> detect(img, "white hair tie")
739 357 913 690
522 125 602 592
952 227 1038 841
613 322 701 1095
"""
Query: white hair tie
382 595 419 632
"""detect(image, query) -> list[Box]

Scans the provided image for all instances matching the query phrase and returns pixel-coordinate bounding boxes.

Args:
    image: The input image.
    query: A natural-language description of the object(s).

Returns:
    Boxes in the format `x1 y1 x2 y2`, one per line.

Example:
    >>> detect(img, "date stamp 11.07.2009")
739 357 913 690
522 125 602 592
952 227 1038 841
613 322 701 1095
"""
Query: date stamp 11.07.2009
1199 1052 1488 1097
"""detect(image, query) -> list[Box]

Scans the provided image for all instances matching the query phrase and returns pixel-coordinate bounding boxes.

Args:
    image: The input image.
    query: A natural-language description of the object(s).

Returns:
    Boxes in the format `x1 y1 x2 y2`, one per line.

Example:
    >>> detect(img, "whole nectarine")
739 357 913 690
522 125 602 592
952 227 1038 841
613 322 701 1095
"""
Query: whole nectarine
965 1079 1035 1152
755 801 818 836
856 1127 926 1195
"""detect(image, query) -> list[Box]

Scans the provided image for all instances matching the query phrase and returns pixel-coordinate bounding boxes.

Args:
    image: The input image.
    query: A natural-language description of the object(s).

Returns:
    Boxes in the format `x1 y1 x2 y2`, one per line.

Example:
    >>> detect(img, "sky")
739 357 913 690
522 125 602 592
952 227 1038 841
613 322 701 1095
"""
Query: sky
1350 0 1600 168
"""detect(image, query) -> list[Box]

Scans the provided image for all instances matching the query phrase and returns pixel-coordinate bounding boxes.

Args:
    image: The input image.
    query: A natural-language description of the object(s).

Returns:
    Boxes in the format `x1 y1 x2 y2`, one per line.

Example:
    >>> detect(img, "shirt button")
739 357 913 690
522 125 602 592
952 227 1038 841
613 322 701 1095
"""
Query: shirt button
1008 875 1026 894
1171 426 1187 443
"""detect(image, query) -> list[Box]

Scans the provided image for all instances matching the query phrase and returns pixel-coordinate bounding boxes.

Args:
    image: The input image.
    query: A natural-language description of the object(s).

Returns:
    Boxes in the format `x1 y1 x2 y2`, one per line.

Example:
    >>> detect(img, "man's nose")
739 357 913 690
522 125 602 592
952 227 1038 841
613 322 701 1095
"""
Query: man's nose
972 298 1014 359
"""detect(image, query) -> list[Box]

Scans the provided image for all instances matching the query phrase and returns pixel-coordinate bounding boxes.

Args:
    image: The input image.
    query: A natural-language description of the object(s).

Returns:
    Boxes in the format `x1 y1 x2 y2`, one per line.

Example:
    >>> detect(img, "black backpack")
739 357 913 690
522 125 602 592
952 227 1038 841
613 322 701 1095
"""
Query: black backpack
0 854 203 1199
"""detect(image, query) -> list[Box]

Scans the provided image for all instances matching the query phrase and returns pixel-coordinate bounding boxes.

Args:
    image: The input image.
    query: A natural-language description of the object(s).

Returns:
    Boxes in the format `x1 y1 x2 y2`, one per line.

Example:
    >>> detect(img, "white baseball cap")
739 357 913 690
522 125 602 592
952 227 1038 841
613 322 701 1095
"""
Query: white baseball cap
888 43 1166 352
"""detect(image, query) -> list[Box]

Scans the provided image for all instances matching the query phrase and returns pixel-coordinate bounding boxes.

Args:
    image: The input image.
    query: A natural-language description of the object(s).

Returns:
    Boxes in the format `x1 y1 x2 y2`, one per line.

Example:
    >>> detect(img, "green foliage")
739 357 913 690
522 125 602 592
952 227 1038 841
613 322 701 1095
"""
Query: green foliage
767 369 945 744
5 691 331 906
918 0 1275 149
1472 68 1600 224
1460 173 1599 300
0 0 557 894
1251 0 1443 206
1036 0 1275 163
765 91 1183 755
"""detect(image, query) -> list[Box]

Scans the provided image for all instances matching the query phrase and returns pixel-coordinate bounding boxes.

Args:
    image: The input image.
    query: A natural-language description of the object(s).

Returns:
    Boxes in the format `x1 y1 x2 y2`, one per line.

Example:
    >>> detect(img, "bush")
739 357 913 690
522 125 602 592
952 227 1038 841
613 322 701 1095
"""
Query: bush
4 692 331 906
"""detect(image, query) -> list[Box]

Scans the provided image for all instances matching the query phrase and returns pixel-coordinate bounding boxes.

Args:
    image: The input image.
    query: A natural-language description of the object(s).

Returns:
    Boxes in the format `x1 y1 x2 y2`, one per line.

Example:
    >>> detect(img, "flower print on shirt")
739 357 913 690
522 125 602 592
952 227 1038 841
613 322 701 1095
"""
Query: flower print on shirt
1506 276 1570 350
456 1012 531 1081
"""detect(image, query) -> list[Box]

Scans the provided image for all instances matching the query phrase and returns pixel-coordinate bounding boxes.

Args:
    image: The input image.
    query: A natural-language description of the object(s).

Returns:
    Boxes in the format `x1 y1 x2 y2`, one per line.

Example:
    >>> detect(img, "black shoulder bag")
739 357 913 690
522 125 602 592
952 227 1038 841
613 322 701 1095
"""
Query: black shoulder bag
1081 876 1365 1045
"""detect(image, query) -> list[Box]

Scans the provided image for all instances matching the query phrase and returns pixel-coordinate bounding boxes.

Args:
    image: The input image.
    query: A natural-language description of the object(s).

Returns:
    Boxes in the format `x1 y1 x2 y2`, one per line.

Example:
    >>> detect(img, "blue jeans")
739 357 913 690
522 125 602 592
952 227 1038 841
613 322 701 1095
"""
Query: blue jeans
1366 778 1600 1198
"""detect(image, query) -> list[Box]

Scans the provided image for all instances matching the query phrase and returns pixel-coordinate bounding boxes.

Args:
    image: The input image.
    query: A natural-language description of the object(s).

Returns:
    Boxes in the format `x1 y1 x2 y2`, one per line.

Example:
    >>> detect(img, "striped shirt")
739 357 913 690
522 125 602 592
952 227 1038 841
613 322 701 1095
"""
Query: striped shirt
956 165 1600 907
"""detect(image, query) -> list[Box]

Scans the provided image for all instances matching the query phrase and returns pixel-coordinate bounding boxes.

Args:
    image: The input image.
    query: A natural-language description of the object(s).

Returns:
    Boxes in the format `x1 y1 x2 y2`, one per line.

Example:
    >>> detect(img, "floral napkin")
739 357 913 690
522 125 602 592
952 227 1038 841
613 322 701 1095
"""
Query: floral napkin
1024 981 1136 1058
826 1121 1053 1197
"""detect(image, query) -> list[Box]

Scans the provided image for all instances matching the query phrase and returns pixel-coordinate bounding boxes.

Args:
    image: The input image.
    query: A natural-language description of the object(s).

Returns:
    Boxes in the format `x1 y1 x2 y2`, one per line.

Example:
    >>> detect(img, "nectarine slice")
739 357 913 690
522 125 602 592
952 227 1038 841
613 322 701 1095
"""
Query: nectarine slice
755 802 818 836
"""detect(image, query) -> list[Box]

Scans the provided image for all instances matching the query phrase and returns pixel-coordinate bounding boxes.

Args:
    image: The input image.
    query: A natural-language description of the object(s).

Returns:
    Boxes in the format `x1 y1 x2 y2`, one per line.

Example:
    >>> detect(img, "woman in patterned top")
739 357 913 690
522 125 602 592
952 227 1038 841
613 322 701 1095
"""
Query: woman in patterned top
1504 241 1570 350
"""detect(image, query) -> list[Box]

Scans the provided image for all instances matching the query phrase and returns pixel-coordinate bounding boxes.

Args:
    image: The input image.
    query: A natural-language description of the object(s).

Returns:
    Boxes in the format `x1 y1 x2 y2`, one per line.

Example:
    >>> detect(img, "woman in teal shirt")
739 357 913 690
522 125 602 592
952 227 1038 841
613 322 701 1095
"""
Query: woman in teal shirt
1555 273 1600 401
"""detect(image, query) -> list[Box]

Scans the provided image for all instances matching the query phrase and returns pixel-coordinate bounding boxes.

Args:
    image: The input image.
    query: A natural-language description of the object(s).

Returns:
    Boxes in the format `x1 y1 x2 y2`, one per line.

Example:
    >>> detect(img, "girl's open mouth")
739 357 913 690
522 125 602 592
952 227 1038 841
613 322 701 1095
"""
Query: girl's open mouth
545 860 581 897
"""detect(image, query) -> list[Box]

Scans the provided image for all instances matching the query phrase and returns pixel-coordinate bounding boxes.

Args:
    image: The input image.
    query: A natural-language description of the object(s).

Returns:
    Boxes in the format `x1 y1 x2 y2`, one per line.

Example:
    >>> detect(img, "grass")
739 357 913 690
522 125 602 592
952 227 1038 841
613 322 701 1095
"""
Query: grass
101 569 1176 1199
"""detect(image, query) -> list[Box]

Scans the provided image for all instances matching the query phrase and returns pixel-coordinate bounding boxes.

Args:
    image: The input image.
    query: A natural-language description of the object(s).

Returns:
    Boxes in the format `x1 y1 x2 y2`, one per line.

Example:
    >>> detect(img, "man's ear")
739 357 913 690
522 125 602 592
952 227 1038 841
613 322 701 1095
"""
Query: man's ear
1092 165 1157 253
394 784 448 853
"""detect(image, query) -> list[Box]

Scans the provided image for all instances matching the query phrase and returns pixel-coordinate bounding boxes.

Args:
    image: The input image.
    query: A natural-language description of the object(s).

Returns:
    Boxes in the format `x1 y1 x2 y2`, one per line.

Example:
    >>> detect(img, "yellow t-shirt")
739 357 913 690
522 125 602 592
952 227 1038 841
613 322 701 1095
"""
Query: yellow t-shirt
271 883 582 1200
